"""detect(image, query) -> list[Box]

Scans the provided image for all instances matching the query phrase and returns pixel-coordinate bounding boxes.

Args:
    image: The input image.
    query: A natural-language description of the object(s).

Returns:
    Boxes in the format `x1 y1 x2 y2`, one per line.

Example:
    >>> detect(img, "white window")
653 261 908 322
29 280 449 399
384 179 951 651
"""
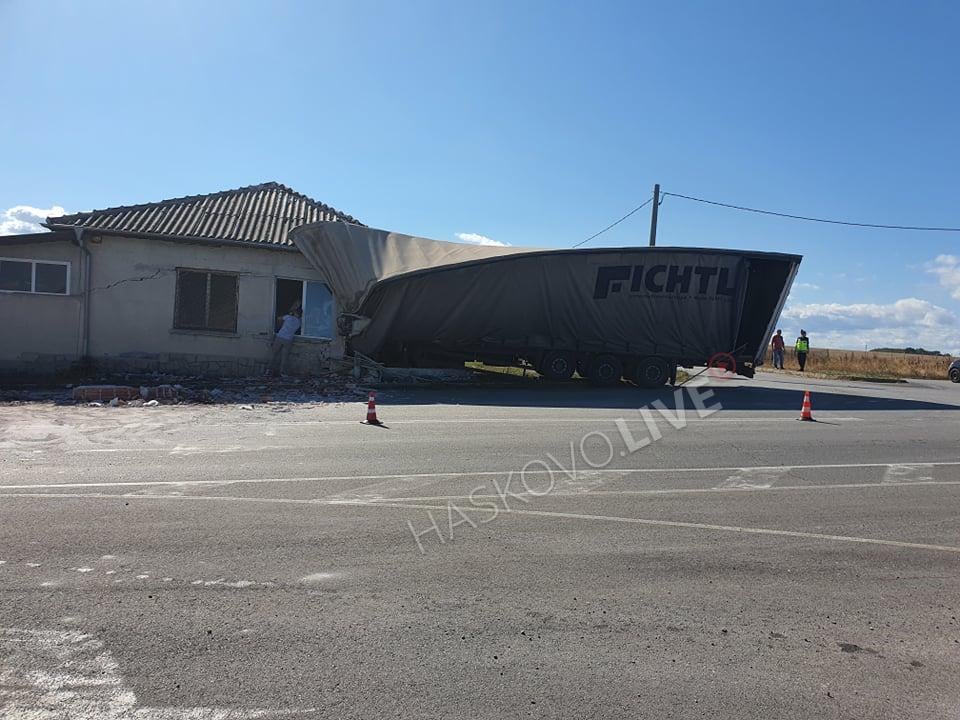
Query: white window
274 278 335 339
0 258 70 295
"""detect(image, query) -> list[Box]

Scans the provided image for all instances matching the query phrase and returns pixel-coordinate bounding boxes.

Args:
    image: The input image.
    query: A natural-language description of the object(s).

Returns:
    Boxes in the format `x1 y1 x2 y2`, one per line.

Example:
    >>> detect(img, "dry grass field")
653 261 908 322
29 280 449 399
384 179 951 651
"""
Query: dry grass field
470 350 955 383
771 348 954 380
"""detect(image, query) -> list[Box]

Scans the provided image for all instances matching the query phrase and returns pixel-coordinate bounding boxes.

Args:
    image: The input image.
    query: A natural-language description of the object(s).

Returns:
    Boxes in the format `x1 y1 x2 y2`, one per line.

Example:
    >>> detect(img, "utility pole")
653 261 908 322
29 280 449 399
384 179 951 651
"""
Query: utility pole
648 183 660 247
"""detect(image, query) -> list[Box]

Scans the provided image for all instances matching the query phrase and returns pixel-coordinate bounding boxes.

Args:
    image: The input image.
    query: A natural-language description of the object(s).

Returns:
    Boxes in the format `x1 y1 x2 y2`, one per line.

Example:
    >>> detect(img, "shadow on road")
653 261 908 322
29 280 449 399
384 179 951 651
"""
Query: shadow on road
379 382 960 412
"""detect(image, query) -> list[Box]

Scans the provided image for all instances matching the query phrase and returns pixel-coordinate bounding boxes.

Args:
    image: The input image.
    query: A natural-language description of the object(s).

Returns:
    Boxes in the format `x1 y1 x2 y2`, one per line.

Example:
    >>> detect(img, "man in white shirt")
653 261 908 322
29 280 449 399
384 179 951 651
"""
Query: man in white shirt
270 307 301 377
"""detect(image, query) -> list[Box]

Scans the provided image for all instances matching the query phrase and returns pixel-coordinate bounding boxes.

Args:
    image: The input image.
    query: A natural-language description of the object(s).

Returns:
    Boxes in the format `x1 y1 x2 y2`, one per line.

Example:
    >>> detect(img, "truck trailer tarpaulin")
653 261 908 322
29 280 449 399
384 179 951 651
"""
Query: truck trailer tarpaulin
291 222 801 386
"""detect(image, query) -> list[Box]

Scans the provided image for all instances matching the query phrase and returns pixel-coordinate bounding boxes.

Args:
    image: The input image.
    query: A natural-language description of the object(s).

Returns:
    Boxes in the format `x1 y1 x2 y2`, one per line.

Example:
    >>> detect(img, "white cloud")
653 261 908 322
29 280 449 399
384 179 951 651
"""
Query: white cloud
454 232 510 247
793 282 820 291
785 298 954 328
928 254 960 300
781 298 958 354
0 205 67 235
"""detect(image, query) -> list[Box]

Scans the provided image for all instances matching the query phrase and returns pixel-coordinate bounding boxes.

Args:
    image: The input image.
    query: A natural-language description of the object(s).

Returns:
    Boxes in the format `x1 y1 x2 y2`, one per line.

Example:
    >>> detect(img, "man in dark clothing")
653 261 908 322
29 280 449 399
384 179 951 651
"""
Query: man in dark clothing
770 329 785 369
795 330 810 371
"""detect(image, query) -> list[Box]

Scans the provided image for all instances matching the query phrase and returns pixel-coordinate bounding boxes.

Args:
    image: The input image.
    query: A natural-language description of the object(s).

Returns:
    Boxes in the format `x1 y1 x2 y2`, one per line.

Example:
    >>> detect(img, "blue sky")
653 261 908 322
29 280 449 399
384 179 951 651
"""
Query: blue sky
2 1 959 352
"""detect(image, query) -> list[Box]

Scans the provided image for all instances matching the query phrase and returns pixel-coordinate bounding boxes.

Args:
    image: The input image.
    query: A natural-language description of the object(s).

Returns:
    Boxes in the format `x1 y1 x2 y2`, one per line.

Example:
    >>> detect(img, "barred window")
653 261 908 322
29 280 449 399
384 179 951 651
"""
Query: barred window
173 269 238 332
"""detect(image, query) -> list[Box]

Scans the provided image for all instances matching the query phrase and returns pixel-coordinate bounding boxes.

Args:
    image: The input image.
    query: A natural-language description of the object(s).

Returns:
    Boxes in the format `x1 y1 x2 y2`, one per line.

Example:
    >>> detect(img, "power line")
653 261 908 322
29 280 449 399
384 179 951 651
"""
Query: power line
662 191 960 232
573 197 653 248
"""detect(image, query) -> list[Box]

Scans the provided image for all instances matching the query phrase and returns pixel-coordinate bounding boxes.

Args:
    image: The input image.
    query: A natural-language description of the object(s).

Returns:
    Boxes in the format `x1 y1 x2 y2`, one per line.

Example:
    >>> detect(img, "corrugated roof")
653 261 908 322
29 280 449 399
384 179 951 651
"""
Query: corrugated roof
44 182 362 247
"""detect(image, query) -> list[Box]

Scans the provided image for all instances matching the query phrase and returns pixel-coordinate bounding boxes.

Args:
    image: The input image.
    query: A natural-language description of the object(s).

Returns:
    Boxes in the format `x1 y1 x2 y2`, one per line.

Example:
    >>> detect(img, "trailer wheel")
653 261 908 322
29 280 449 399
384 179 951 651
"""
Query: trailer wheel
540 351 576 381
587 354 623 385
634 356 671 388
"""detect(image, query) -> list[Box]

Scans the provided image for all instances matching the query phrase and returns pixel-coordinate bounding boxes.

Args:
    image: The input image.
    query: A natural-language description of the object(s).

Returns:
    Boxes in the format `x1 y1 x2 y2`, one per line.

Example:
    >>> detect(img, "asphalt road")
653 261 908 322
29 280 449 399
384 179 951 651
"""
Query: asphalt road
1 372 959 719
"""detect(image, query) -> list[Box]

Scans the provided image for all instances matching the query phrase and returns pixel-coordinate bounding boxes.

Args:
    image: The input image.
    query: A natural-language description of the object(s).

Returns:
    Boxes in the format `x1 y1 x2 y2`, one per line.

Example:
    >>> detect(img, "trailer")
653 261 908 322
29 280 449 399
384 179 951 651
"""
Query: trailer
292 222 801 386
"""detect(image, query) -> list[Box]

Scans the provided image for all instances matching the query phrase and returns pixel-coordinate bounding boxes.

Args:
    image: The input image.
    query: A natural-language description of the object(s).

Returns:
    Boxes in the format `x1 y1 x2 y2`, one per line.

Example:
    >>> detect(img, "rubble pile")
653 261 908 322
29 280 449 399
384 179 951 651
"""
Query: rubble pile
1 372 371 408
178 375 369 405
0 388 70 404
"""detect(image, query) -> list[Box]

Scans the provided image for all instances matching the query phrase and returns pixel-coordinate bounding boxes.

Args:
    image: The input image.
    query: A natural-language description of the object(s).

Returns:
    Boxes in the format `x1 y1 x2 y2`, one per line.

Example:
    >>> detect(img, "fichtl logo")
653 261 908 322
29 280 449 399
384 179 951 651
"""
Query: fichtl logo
593 264 738 299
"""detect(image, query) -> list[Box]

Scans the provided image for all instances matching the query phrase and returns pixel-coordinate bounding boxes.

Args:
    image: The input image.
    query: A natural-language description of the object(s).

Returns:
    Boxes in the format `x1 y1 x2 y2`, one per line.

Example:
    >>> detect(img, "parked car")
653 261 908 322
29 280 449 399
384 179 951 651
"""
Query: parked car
950 358 960 383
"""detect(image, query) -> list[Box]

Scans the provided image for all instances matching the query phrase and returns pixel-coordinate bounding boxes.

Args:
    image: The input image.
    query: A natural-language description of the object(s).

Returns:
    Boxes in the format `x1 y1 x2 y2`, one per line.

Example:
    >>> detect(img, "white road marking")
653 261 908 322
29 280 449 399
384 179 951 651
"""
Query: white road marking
552 469 609 494
4 479 960 512
181 578 265 588
327 474 467 502
716 467 792 490
3 482 960 557
353 479 960 503
361 499 960 556
3 460 960 492
882 464 935 484
169 444 300 456
300 573 339 583
0 627 313 719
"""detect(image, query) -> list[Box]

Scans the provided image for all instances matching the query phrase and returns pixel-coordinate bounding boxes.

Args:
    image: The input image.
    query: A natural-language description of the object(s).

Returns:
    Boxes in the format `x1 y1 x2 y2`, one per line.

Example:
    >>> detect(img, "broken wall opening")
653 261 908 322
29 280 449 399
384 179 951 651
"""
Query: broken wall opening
273 278 335 339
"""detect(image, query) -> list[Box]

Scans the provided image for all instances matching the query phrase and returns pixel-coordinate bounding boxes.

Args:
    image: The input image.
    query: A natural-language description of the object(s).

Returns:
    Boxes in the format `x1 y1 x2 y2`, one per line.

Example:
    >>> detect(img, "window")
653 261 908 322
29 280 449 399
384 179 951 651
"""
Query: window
274 278 334 339
174 269 238 332
0 258 69 295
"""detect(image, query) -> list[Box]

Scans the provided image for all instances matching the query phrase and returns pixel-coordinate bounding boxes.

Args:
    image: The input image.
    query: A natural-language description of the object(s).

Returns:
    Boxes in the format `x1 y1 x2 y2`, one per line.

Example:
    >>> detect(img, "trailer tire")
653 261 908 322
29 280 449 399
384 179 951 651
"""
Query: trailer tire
587 354 623 385
540 351 576 381
634 356 671 388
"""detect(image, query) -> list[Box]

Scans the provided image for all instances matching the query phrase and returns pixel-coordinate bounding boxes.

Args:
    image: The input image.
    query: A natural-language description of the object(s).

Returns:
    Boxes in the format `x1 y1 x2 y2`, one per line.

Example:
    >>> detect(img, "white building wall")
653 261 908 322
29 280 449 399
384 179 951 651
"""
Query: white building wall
85 233 345 376
1 232 345 377
0 238 83 374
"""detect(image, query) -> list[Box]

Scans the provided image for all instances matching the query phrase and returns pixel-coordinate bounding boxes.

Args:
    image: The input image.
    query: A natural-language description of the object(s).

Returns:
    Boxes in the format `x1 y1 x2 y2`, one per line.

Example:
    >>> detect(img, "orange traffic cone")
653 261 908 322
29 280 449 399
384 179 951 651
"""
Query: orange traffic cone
799 391 814 421
363 391 382 425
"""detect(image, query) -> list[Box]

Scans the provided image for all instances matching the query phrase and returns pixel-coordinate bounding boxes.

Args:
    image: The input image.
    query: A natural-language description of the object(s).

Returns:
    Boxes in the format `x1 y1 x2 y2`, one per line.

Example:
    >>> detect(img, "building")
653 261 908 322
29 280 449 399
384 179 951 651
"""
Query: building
0 182 361 377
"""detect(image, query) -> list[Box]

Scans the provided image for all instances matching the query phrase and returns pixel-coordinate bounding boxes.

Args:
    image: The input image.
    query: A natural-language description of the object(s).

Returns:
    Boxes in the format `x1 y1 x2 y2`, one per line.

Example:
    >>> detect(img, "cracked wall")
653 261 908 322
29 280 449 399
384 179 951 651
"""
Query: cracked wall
1 233 347 377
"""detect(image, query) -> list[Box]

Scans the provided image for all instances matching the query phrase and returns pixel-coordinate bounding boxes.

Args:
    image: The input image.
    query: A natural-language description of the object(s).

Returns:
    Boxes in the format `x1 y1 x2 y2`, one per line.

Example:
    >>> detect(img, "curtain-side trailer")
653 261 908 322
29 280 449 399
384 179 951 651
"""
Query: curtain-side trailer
292 223 801 386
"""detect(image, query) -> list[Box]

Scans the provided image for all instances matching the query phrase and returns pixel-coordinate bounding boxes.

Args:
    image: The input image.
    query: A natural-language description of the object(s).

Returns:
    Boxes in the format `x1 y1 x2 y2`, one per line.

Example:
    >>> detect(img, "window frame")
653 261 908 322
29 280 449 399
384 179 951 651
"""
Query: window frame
0 257 71 296
274 276 335 341
172 267 239 334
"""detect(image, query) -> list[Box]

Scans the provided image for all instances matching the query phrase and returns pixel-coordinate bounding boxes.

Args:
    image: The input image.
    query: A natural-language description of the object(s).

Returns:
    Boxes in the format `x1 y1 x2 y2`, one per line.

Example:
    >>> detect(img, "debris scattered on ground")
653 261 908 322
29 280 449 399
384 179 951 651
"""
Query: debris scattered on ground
140 384 177 401
2 371 371 408
0 361 514 408
72 385 141 403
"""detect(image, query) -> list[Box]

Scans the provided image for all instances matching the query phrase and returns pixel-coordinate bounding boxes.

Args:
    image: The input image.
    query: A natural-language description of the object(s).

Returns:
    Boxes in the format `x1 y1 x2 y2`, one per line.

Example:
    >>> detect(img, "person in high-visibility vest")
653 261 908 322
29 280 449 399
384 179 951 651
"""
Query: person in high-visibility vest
795 329 810 371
